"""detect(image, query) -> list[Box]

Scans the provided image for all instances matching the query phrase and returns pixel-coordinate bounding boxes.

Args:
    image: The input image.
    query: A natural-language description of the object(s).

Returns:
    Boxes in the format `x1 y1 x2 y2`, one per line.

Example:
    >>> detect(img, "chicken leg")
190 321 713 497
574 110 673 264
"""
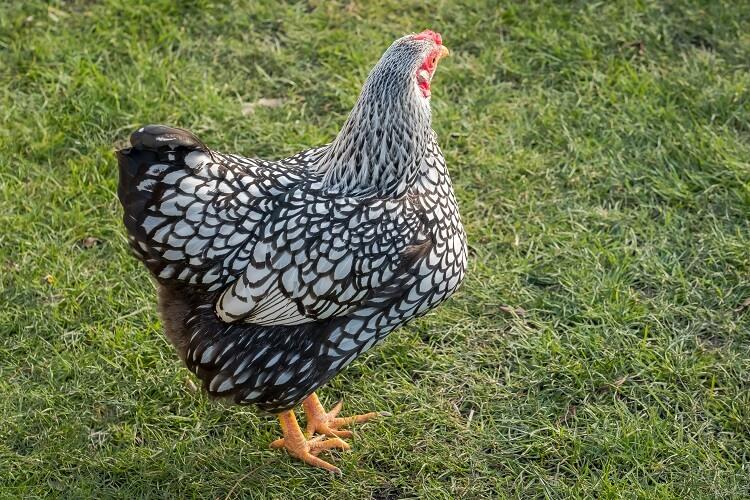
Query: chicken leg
270 410 350 473
301 392 381 439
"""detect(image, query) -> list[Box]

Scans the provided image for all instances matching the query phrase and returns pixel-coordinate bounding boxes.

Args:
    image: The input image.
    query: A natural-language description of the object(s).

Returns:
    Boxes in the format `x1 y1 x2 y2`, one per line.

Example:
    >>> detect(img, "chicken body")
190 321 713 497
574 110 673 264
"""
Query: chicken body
117 30 466 472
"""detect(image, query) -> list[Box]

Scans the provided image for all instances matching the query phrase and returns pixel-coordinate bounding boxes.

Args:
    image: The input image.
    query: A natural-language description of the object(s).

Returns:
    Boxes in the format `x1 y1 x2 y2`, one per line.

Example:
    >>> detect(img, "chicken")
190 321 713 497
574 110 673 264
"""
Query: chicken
116 29 467 473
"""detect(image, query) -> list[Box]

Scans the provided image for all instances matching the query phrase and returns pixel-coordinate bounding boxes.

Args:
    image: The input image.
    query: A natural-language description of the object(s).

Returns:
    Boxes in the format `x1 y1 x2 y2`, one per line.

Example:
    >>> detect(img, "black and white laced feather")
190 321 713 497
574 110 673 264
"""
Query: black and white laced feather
117 33 467 412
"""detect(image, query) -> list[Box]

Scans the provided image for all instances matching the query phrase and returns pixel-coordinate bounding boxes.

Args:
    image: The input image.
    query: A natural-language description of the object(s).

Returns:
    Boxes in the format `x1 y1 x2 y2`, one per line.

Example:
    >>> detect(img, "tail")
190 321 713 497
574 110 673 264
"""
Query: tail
117 125 210 228
115 125 252 292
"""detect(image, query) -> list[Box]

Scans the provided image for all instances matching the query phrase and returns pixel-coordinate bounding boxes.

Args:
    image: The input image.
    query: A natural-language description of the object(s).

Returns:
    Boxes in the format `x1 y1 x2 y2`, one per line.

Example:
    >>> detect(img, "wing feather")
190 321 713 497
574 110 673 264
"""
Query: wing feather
215 191 425 326
120 138 427 326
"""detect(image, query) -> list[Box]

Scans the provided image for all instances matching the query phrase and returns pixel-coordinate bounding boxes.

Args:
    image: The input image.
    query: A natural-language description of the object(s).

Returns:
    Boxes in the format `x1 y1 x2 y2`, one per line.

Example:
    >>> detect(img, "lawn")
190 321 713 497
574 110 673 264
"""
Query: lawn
1 0 749 498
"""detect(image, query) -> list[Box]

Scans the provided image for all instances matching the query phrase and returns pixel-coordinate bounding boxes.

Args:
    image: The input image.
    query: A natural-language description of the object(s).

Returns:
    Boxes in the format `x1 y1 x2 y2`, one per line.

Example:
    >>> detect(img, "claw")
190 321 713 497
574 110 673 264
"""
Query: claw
302 393 383 439
272 410 349 474
271 394 386 473
328 400 344 418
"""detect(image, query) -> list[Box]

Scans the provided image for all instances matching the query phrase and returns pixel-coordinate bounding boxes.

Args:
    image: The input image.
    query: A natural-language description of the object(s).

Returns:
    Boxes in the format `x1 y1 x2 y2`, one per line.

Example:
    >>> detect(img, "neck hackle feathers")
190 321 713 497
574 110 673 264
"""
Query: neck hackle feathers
314 31 446 198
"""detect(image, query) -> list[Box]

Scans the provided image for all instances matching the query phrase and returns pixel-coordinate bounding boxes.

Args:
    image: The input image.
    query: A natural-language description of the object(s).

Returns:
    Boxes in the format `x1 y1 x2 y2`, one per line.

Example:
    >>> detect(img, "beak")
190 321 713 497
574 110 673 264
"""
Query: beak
438 45 450 59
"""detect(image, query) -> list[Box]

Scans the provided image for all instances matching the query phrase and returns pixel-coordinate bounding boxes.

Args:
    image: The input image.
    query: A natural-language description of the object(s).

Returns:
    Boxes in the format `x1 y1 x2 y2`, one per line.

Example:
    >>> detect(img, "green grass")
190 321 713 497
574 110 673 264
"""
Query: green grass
1 0 749 497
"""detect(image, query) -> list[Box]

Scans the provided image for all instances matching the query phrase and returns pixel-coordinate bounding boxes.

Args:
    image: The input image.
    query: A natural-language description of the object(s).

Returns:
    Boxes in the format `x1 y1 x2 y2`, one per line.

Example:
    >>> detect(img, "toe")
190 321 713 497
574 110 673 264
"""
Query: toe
332 411 380 427
309 436 351 452
327 400 344 418
315 422 353 439
301 453 342 474
329 428 353 439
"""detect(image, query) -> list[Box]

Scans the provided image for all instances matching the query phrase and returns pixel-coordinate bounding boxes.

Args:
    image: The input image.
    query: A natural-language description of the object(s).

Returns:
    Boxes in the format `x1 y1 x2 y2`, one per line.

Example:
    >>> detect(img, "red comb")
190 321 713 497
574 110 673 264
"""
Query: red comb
413 30 442 45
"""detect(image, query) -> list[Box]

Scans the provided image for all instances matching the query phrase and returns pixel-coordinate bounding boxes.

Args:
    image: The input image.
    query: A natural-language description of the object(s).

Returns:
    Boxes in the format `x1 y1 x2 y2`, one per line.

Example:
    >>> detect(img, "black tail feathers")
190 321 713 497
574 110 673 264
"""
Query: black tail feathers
128 124 210 153
116 124 211 240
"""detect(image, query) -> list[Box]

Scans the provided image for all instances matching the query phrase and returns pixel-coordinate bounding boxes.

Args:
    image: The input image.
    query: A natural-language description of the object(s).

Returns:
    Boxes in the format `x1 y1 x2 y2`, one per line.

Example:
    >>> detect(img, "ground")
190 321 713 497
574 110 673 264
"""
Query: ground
1 0 749 498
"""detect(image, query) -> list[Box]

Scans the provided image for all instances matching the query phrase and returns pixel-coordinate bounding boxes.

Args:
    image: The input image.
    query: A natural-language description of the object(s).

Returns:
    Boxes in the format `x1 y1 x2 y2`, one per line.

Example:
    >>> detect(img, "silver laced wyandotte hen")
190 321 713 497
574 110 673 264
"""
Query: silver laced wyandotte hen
116 30 466 473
